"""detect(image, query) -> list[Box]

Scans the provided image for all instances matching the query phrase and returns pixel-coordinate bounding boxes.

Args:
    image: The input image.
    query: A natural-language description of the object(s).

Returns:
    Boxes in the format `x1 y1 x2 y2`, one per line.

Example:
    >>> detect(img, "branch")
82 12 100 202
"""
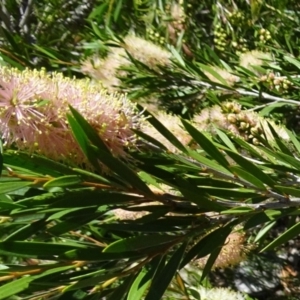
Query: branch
0 0 13 32
19 0 34 36
190 79 300 106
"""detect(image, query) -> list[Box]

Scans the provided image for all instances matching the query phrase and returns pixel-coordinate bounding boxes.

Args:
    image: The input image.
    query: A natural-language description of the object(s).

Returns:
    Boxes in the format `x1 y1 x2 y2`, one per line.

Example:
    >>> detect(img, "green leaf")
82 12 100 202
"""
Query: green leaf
265 122 293 156
170 46 186 67
215 128 237 152
137 105 186 153
113 0 123 22
68 105 110 154
4 219 47 241
127 268 152 300
275 186 300 197
229 165 266 190
182 119 230 169
0 181 32 195
0 276 32 300
221 207 254 214
225 150 275 188
46 212 100 235
273 152 300 171
284 55 300 70
4 151 75 177
197 63 230 86
180 224 233 268
195 186 257 199
286 129 300 153
259 102 287 117
72 168 119 187
133 129 168 150
175 178 223 211
88 3 108 20
103 234 179 253
33 44 59 60
200 246 223 281
255 220 277 243
145 243 186 300
185 149 232 176
231 136 266 161
0 200 24 210
107 273 135 300
46 206 97 221
0 146 3 176
68 106 154 196
66 113 100 169
244 210 282 230
43 175 82 189
0 241 88 257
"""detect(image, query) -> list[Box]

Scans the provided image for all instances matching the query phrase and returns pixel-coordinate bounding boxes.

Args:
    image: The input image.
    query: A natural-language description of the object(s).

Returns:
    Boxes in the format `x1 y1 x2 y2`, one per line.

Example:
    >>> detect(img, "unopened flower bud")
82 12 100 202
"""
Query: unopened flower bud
227 114 237 123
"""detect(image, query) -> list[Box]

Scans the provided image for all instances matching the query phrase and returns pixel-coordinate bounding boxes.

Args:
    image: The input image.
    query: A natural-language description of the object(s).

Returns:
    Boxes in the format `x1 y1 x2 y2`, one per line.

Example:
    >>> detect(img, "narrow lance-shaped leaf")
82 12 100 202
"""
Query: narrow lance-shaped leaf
68 106 154 196
181 119 230 169
103 234 179 253
43 175 82 189
66 113 101 170
0 276 32 300
107 273 135 300
260 222 300 252
265 121 293 156
200 246 223 282
136 104 187 153
4 151 76 177
225 149 275 188
197 63 231 87
214 127 237 152
229 165 266 190
180 224 234 268
0 181 32 195
145 242 187 300
127 268 154 300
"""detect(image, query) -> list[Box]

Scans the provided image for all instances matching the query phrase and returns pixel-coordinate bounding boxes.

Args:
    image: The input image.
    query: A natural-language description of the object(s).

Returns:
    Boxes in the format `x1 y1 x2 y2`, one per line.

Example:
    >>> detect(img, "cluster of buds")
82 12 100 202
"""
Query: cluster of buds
146 28 165 45
194 101 289 145
166 1 186 32
226 111 263 145
166 1 193 56
227 10 246 26
232 38 249 55
213 24 228 52
257 28 272 43
260 72 293 93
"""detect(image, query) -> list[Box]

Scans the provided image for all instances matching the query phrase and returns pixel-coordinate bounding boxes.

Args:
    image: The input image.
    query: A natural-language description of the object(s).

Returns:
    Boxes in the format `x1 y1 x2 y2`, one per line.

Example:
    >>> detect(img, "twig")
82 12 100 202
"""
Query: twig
19 0 34 36
190 79 300 106
0 0 13 32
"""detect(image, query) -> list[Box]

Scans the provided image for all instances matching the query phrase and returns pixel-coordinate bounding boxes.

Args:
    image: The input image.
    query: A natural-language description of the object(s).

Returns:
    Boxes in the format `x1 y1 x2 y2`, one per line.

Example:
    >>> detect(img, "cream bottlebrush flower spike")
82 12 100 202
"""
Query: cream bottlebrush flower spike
203 66 240 87
195 231 248 269
194 287 246 300
0 67 142 168
239 50 273 74
81 35 171 90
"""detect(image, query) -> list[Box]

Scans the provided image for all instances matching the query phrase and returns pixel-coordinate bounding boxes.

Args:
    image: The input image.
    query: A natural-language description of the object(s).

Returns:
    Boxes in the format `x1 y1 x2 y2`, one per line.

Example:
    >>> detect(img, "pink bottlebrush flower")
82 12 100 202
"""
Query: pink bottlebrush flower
0 67 49 149
0 67 143 169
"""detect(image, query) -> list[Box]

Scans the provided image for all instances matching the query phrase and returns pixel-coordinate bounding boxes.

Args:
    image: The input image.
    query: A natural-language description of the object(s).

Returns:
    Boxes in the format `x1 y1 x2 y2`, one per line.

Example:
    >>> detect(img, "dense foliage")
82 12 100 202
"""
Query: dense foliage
1 1 300 299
